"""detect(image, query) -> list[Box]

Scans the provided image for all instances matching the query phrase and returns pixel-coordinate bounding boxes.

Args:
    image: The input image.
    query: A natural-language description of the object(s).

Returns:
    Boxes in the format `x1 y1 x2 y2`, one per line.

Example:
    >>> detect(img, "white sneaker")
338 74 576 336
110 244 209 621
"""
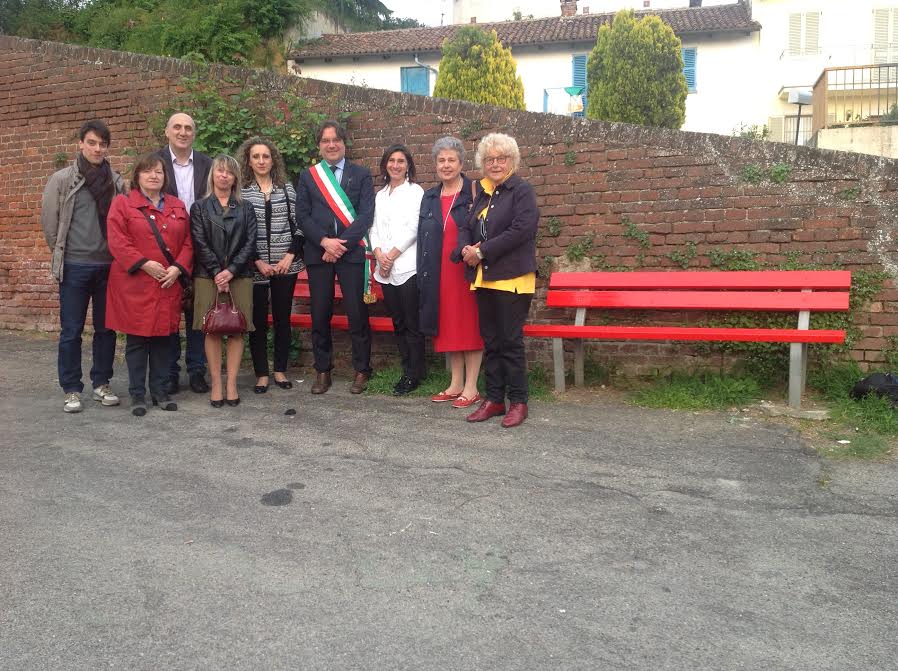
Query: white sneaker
92 385 120 406
63 392 83 413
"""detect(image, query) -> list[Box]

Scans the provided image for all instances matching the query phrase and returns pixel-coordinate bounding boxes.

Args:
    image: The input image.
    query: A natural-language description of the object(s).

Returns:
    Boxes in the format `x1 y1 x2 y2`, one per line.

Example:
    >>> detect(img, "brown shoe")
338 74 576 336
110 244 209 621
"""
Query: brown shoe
501 403 528 428
349 371 370 395
310 371 332 395
466 400 506 422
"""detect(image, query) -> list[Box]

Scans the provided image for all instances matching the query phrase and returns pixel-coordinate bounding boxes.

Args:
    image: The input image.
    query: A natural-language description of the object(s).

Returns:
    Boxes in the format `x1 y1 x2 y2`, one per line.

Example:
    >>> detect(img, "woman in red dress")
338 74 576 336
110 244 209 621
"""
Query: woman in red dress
417 136 483 408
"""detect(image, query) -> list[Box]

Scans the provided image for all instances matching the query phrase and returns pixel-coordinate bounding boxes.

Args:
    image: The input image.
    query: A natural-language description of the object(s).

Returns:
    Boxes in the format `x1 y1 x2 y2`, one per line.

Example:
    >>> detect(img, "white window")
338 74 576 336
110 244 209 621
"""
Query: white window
872 8 898 63
788 11 820 57
768 115 812 145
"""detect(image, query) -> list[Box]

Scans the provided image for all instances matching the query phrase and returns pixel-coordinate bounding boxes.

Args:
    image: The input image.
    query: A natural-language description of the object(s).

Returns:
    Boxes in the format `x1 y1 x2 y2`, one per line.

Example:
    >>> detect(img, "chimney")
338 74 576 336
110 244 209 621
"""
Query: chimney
582 6 590 14
470 16 476 23
561 1 577 18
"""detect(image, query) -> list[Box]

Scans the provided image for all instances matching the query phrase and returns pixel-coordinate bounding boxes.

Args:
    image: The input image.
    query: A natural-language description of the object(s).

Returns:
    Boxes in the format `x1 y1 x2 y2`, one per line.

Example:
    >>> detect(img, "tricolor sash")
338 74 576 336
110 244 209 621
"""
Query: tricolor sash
309 162 376 303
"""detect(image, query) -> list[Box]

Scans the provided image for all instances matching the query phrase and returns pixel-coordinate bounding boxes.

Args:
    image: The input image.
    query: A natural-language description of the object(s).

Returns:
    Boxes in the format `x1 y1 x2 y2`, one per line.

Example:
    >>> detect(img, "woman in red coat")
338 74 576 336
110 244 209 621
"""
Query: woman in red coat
106 154 193 416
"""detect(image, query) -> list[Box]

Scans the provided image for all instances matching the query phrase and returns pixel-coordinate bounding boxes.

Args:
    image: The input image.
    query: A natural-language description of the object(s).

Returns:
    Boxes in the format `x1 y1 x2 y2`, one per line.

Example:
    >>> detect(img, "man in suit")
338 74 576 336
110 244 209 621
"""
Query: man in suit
154 112 212 394
296 120 374 395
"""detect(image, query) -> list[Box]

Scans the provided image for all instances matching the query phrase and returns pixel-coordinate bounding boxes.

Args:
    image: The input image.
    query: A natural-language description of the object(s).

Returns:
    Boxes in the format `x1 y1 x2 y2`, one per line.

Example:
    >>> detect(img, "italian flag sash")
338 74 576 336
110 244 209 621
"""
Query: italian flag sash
309 162 376 303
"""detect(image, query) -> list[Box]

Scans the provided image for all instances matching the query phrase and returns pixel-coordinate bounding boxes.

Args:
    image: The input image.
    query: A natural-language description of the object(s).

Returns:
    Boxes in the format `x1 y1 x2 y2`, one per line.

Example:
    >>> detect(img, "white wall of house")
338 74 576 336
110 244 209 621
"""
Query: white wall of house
293 55 438 93
751 0 897 143
815 126 898 158
680 33 763 135
292 31 758 136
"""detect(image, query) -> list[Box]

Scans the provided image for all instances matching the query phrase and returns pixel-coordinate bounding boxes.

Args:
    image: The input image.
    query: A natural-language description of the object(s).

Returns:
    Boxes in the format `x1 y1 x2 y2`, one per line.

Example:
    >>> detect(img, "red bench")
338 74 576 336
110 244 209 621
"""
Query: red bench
524 270 852 408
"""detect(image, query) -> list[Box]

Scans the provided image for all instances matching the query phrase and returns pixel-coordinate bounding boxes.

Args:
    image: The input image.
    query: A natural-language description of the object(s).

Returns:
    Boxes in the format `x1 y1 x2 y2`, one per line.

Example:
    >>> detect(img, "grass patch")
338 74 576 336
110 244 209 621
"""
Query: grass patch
632 372 762 410
828 395 898 436
817 429 892 460
367 362 552 401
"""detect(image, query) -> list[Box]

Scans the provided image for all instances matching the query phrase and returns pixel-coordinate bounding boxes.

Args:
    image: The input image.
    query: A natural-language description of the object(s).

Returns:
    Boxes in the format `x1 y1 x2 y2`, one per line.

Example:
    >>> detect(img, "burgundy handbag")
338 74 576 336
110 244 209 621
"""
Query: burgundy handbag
202 291 246 335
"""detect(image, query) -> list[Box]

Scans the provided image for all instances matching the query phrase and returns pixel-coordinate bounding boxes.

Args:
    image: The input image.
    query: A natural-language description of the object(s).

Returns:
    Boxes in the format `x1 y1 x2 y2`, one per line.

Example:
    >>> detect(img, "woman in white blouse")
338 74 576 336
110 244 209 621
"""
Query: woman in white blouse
371 144 426 395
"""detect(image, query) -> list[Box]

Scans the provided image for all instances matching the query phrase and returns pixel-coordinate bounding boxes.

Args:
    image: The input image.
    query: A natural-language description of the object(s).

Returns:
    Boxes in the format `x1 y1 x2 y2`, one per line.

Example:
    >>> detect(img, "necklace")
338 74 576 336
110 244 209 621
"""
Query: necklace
442 190 459 232
256 179 273 199
440 178 462 197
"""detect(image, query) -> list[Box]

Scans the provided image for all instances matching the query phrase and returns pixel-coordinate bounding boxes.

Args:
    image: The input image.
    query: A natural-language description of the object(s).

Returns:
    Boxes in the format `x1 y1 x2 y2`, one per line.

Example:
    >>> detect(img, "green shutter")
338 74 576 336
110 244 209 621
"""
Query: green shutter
682 47 697 93
572 54 588 116
400 67 429 95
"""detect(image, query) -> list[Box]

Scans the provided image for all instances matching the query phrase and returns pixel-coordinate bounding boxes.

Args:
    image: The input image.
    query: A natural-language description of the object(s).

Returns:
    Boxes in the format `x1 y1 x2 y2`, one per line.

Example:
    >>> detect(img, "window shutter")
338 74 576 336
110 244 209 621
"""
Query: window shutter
682 47 697 93
872 8 897 64
788 13 802 56
805 11 820 55
768 116 785 143
572 54 588 117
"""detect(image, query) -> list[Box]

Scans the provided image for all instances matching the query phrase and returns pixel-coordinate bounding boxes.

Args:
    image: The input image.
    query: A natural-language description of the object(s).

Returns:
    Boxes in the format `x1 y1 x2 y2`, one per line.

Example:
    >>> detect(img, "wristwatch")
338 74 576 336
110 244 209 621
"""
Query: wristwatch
475 247 484 260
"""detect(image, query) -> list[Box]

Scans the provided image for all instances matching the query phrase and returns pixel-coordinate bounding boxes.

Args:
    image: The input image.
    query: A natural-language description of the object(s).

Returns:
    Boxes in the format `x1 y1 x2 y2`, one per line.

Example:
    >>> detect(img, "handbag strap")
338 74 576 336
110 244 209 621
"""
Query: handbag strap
141 208 188 287
140 208 177 267
214 290 238 313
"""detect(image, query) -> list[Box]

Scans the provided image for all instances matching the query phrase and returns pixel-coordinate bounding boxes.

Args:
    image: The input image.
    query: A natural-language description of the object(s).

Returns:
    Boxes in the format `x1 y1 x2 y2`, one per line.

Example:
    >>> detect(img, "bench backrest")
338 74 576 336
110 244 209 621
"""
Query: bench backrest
546 271 851 312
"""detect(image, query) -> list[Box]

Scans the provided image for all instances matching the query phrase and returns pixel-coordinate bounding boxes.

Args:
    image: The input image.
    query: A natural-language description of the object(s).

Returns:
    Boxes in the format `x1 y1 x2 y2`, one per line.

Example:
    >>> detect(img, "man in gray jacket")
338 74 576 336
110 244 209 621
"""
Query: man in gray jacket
41 119 125 413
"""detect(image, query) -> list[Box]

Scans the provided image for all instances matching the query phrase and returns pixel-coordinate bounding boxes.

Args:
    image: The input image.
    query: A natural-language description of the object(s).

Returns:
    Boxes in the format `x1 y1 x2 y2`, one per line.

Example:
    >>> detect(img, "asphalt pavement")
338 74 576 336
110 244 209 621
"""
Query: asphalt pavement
0 330 896 670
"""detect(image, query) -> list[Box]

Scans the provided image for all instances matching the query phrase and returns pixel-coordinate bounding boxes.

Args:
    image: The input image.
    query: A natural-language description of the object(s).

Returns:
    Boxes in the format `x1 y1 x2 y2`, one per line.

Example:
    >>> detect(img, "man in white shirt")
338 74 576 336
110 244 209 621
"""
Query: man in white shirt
154 112 212 394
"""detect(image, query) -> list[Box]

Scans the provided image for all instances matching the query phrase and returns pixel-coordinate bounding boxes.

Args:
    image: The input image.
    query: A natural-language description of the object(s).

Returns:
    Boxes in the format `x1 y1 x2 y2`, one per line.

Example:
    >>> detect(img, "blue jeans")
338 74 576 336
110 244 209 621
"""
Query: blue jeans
58 262 116 393
169 304 207 380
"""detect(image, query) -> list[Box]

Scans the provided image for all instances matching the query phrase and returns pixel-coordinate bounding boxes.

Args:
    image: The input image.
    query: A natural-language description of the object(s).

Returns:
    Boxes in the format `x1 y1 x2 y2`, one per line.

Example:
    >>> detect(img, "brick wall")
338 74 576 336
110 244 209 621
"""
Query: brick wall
3 36 898 374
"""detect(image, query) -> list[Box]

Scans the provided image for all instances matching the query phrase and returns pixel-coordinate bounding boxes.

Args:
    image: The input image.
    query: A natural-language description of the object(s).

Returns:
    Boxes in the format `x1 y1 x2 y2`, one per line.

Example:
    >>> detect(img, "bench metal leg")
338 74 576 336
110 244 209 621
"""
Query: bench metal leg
788 307 811 409
788 342 807 409
553 338 566 393
573 307 586 387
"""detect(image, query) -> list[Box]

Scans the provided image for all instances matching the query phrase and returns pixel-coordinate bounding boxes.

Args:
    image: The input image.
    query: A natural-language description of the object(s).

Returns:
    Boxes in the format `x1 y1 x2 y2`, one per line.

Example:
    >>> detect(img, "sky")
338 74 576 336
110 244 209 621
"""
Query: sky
382 0 449 27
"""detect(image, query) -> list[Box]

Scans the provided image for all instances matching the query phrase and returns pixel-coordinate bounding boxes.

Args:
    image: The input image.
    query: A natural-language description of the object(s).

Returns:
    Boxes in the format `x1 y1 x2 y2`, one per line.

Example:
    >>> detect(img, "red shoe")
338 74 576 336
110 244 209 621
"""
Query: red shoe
466 400 506 422
451 393 481 409
431 390 462 403
501 403 528 428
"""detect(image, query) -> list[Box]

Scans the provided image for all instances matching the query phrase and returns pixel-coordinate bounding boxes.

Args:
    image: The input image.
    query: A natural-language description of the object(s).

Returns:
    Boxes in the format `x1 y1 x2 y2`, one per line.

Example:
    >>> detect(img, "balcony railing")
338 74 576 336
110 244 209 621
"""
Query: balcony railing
812 64 898 133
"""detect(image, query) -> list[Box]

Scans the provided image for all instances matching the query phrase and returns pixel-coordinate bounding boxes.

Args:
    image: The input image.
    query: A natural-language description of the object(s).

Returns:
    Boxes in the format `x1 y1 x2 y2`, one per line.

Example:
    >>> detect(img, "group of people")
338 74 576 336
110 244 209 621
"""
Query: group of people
41 115 538 428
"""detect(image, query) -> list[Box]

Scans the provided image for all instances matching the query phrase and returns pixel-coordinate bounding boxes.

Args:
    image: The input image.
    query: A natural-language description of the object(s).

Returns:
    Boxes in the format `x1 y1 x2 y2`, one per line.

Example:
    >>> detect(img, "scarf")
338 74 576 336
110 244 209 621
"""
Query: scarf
77 153 115 238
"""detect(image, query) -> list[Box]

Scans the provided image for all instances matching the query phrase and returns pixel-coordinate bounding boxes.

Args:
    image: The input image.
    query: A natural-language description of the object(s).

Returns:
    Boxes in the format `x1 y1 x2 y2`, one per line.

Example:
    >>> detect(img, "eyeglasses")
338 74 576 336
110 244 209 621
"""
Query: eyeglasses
483 155 510 166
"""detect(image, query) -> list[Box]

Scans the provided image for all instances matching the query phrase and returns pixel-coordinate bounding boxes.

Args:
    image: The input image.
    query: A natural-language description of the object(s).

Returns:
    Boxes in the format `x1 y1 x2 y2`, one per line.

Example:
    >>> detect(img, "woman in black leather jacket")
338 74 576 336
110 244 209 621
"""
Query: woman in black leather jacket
190 154 258 407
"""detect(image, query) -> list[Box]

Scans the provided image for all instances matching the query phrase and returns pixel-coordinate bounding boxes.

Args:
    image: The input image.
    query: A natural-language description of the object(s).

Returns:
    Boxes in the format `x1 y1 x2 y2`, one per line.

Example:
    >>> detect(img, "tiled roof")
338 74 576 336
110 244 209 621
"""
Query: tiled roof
291 2 760 60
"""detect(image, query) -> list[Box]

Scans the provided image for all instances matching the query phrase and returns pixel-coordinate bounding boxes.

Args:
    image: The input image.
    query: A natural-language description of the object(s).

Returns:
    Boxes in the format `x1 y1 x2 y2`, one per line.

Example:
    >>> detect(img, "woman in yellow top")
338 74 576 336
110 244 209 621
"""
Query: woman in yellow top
459 133 539 428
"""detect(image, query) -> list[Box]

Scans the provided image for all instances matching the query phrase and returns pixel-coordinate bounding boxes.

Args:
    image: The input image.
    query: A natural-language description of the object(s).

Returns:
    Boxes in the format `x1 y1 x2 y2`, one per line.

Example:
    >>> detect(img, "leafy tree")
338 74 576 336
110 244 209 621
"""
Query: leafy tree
1 0 418 64
154 75 351 180
586 10 687 129
433 26 525 110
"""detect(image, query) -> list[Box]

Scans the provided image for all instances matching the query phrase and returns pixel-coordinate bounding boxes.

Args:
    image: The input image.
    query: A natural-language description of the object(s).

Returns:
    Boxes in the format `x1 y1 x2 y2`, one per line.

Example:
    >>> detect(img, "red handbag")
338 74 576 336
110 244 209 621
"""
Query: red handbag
202 291 246 335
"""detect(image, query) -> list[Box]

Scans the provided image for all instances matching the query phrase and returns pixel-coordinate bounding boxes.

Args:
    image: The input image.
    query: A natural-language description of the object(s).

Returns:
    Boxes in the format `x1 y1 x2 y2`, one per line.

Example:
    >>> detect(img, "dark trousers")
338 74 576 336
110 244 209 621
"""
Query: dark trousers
125 334 170 399
249 274 298 377
169 303 207 381
476 288 533 405
58 262 116 393
307 261 371 375
381 277 426 381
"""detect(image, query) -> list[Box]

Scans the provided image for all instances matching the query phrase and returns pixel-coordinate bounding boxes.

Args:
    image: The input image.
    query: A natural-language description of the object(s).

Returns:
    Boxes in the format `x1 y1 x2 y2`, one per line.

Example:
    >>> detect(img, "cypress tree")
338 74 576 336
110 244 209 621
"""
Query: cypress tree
586 10 687 129
433 26 526 110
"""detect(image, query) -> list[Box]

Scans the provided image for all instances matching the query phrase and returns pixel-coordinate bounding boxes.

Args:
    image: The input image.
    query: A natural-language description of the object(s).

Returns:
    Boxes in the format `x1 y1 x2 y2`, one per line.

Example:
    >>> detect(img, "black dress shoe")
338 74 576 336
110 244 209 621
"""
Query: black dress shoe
189 372 210 393
274 378 293 389
210 398 224 408
392 376 420 396
254 383 269 394
225 397 240 407
166 376 180 395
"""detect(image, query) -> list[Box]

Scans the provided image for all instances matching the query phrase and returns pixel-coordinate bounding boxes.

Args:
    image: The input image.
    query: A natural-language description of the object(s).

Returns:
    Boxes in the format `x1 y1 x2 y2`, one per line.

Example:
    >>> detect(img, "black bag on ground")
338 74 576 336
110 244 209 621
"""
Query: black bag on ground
850 372 898 406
